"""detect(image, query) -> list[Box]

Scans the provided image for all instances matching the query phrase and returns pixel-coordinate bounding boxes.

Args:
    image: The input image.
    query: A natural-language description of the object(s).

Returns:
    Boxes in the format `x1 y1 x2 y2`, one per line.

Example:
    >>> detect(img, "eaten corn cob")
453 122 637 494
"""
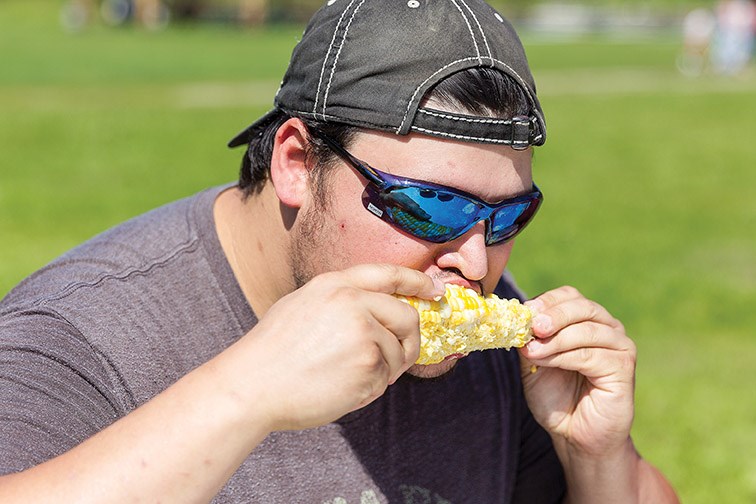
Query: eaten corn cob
397 284 534 365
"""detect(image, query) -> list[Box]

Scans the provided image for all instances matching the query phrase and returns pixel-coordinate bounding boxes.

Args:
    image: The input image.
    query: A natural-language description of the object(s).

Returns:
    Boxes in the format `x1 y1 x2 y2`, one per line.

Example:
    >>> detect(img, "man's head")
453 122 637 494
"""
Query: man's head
226 0 545 376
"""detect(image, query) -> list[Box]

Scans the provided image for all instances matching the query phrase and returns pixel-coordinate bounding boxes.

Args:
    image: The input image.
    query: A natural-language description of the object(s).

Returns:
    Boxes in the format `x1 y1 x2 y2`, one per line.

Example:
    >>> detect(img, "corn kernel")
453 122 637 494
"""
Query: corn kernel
396 284 535 365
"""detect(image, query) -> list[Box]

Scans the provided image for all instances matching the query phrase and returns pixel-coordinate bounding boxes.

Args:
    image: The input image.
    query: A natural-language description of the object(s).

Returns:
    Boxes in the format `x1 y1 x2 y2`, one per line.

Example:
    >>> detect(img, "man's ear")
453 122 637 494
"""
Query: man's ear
269 118 312 208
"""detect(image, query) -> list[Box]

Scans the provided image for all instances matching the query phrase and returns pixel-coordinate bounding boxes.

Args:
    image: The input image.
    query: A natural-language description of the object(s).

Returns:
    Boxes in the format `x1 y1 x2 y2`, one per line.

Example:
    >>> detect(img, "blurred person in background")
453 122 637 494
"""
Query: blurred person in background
2 0 680 502
678 7 717 76
60 0 169 30
711 0 756 74
60 0 99 31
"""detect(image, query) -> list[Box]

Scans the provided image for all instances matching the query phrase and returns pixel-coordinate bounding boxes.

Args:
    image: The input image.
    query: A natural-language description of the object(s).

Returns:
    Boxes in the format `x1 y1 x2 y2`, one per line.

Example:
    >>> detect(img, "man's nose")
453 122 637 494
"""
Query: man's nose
434 221 489 282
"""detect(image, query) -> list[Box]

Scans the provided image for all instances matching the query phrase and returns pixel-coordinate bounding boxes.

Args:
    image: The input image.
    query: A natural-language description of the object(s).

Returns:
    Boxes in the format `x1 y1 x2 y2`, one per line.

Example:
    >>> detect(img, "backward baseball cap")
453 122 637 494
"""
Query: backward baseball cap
228 0 546 150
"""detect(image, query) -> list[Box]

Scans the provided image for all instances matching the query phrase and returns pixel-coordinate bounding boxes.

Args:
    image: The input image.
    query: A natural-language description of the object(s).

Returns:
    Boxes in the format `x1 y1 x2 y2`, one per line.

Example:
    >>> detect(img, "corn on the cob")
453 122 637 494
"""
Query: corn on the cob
397 284 534 365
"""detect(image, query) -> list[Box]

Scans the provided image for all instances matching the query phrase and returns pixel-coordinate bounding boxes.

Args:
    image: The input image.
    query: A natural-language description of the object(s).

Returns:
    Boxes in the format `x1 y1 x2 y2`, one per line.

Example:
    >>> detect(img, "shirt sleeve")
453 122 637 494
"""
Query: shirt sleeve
0 308 124 474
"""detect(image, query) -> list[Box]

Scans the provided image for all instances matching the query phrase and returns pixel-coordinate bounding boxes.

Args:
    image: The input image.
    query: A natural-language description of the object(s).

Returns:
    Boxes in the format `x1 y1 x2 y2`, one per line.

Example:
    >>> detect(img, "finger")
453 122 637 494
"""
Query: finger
526 285 585 310
372 326 418 384
361 292 422 375
521 321 633 361
527 294 624 338
527 346 636 380
340 263 445 299
516 350 539 378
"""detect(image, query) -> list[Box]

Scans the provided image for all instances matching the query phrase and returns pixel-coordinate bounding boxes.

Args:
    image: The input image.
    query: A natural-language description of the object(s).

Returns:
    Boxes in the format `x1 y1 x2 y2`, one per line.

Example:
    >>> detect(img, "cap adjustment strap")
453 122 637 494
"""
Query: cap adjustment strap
411 108 543 148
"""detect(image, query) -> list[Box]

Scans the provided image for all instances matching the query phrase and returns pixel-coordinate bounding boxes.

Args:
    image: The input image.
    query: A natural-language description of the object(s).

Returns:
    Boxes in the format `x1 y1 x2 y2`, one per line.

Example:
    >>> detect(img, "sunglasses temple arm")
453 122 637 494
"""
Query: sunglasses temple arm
311 129 386 186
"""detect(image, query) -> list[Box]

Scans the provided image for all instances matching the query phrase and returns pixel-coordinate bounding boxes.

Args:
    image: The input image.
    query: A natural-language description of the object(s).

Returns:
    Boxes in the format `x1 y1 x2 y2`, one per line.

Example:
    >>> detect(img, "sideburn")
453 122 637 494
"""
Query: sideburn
288 161 336 290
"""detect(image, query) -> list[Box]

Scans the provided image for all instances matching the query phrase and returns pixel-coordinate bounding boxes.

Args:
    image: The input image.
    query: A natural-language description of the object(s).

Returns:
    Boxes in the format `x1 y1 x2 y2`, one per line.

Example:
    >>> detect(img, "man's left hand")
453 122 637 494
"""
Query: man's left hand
518 285 636 458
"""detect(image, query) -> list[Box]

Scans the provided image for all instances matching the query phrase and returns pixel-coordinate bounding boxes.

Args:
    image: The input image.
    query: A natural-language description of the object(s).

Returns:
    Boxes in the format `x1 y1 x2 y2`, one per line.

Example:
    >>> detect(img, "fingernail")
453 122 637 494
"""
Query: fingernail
527 339 542 352
532 314 552 333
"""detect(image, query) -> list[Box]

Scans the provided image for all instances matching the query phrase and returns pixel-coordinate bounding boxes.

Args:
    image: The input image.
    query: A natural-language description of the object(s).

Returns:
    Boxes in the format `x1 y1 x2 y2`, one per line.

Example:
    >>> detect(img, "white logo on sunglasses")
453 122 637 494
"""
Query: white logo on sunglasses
367 202 384 218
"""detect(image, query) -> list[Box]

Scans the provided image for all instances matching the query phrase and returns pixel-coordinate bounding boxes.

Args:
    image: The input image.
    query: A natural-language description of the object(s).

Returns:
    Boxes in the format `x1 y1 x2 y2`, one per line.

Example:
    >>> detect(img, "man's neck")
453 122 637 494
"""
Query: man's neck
213 184 294 318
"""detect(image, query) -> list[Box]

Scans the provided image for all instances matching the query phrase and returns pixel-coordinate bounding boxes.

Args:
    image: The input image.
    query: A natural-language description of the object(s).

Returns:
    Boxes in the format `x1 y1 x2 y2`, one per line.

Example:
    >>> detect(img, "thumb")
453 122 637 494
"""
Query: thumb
341 263 445 299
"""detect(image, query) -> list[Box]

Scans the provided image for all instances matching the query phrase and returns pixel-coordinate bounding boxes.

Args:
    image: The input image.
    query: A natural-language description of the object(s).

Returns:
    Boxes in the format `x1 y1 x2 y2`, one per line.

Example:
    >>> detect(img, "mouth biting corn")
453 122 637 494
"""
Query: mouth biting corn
397 284 535 365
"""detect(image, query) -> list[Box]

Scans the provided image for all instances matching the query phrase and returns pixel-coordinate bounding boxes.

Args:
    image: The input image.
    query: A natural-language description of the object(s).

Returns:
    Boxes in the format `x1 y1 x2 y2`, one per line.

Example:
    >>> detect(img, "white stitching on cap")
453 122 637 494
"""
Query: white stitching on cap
490 59 538 110
398 56 477 133
458 0 493 64
314 0 358 118
411 126 532 144
448 0 481 64
322 0 367 118
419 108 514 124
292 108 545 143
399 56 540 134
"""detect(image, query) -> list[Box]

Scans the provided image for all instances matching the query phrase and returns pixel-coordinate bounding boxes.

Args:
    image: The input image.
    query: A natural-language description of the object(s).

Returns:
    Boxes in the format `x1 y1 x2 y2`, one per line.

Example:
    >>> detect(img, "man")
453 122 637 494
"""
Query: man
0 1 679 502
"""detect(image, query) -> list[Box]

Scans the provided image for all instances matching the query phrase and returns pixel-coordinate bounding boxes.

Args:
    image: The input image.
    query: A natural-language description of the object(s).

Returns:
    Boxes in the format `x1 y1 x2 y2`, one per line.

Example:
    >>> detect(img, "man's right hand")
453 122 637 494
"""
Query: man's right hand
227 263 444 432
0 264 442 503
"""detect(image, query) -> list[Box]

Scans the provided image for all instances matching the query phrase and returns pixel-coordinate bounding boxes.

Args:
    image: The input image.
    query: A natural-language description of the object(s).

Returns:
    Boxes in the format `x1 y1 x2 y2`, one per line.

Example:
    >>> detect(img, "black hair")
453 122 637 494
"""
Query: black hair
237 67 531 198
237 112 358 200
424 66 530 118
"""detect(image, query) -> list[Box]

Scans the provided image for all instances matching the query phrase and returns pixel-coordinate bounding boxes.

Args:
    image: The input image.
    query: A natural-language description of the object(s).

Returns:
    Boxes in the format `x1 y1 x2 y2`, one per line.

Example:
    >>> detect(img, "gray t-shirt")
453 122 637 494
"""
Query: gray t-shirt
0 186 565 503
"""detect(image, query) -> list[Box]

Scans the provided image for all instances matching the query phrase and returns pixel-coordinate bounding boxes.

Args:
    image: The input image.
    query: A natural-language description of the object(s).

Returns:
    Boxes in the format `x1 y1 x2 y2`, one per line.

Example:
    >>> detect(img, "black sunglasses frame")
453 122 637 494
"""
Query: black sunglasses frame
308 128 543 245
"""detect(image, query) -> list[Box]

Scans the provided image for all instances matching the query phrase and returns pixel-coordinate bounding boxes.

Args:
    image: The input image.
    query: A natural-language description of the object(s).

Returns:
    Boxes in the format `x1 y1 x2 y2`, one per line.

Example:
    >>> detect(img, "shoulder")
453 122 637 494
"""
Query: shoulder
1 186 225 311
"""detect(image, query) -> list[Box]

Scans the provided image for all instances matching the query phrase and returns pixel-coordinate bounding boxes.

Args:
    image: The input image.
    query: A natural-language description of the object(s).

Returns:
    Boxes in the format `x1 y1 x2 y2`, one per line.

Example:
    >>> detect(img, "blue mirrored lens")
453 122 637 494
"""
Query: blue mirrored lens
383 187 483 242
489 202 531 243
382 187 535 244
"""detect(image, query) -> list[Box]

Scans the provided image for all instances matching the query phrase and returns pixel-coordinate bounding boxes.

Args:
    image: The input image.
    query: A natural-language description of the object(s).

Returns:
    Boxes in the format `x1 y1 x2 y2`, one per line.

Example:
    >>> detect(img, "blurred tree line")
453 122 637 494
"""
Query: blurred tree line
169 0 706 25
59 0 712 29
171 0 529 24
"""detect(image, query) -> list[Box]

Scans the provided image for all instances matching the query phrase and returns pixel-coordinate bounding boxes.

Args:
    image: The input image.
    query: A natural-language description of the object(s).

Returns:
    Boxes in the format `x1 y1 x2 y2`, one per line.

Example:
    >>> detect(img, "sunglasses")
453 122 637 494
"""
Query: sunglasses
309 128 543 246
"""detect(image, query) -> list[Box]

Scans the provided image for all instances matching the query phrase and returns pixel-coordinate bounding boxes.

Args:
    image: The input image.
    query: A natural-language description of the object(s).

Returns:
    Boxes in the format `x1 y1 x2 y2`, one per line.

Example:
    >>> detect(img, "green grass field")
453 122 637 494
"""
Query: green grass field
2 1 755 501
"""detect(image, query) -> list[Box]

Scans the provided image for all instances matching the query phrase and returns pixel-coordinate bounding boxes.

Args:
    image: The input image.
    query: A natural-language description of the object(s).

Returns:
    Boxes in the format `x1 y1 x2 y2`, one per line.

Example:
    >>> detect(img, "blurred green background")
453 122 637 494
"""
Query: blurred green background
1 0 755 502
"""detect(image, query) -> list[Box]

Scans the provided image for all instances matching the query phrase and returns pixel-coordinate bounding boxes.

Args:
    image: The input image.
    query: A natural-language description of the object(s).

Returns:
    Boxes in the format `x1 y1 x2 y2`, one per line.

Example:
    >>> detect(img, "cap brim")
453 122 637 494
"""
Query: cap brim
227 109 282 148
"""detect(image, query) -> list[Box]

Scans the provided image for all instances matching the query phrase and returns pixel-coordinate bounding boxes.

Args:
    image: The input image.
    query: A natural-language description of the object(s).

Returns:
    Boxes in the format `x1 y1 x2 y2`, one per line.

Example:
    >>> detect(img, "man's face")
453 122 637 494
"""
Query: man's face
290 129 534 378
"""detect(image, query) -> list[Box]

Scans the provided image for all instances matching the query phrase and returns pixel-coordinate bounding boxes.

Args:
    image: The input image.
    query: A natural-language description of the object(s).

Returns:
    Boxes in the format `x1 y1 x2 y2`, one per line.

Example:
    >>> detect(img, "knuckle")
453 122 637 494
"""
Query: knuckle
585 300 602 320
626 340 638 364
328 284 361 304
620 351 636 372
559 285 582 298
615 319 627 334
585 322 602 346
360 344 385 370
577 347 593 367
353 313 377 334
400 300 420 324
548 304 568 324
378 263 405 286
406 344 420 365
306 271 341 293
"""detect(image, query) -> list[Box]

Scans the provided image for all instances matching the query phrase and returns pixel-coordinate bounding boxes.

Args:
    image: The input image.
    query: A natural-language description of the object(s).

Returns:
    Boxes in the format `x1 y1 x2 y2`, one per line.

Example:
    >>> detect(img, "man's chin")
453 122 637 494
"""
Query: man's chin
405 356 462 379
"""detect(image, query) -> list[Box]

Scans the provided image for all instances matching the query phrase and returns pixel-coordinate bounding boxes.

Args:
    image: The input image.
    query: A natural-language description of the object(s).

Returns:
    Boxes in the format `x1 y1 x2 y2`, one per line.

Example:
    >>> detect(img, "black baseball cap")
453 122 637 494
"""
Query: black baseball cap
228 0 546 150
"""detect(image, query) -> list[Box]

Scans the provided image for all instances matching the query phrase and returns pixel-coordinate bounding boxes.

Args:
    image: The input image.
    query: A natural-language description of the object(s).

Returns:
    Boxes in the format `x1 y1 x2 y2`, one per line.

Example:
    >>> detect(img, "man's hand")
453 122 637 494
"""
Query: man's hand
234 263 444 432
0 264 443 504
518 286 679 503
518 285 635 457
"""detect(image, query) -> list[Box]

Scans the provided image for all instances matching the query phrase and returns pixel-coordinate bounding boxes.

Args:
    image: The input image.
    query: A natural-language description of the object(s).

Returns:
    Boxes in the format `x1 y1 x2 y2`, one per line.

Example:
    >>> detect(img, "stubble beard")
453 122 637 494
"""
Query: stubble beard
289 201 329 291
288 199 459 380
